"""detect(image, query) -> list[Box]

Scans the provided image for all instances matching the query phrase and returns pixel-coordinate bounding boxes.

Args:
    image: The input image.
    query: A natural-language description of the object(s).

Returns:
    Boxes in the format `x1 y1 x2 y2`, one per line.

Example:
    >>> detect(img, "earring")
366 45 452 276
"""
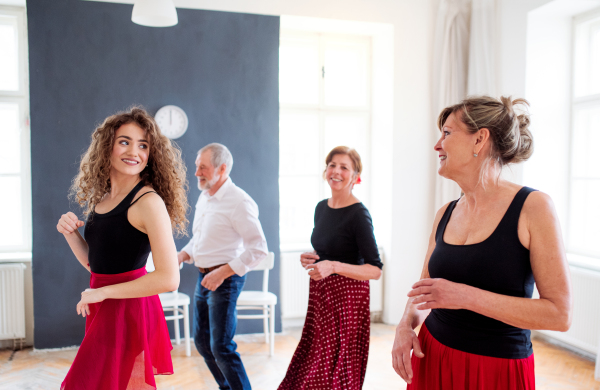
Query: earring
474 153 478 157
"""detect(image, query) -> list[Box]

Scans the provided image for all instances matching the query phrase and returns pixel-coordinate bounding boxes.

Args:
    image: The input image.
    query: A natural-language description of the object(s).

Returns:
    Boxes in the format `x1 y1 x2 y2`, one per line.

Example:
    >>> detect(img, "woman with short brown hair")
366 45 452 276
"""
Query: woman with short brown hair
278 146 383 390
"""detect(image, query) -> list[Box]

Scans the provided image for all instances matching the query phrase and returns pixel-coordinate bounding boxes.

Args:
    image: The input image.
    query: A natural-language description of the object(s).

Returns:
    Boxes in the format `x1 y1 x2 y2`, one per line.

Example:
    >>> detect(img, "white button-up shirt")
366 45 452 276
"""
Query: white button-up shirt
181 177 268 276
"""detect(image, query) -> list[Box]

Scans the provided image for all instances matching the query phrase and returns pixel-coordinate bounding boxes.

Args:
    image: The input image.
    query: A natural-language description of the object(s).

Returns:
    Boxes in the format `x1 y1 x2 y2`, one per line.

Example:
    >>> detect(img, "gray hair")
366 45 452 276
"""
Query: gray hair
198 143 233 176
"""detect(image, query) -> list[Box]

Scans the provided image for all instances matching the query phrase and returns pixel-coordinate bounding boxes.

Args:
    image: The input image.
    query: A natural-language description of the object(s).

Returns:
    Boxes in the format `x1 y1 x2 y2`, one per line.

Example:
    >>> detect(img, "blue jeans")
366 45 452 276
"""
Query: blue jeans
194 271 251 390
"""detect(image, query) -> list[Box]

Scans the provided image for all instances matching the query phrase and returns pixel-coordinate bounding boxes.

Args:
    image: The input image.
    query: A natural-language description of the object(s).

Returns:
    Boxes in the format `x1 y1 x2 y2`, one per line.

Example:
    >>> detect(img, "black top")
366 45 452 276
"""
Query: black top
84 181 156 275
310 200 383 269
424 186 537 359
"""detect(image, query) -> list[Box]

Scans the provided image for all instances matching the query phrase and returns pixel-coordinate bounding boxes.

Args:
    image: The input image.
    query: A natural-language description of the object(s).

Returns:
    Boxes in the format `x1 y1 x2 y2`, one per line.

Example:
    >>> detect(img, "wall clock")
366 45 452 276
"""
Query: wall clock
155 105 188 139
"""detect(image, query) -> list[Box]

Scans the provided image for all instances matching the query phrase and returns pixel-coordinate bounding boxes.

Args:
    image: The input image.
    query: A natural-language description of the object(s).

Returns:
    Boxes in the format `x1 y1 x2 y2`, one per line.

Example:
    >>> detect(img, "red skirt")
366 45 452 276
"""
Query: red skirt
61 268 173 390
278 274 370 390
408 323 535 390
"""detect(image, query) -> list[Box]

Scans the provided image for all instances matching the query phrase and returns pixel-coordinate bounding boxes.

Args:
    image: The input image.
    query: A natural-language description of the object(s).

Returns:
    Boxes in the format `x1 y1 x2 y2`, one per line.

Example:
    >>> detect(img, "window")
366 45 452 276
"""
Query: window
279 31 372 248
568 9 600 259
0 6 30 253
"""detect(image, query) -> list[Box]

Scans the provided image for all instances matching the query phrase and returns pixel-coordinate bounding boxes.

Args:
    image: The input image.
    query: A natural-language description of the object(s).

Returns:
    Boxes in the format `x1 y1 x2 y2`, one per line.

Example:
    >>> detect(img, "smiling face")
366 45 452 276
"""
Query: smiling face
109 122 149 177
434 111 482 180
195 150 221 191
325 153 358 192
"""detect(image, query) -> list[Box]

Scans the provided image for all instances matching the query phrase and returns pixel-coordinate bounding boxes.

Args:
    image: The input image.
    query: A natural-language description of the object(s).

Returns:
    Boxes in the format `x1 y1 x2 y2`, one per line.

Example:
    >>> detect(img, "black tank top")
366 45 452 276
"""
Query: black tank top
424 186 536 359
84 181 157 275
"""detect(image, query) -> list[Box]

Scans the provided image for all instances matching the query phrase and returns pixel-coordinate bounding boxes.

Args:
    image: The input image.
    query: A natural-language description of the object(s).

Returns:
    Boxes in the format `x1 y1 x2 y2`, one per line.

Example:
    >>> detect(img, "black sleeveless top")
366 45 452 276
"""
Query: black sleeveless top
84 181 156 275
424 186 536 359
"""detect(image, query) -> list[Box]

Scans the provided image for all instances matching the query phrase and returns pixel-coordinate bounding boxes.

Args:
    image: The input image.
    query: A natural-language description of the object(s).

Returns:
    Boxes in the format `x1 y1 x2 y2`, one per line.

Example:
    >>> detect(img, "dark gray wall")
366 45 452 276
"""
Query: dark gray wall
27 0 280 349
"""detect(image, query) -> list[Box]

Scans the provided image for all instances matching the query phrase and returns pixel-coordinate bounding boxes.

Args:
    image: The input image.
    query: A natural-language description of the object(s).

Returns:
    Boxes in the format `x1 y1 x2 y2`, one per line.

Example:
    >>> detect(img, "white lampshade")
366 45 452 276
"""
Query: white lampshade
131 0 178 28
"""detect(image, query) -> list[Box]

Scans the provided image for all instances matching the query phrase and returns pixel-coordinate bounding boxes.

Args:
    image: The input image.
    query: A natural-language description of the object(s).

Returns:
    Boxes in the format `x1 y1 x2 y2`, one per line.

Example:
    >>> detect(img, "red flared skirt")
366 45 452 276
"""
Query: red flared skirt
408 323 535 390
278 274 370 390
61 268 173 390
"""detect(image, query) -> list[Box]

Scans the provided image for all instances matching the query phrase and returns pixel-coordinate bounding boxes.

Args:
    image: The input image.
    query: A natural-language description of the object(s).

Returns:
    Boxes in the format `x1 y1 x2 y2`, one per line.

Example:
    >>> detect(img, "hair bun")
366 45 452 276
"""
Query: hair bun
503 97 533 164
438 95 534 166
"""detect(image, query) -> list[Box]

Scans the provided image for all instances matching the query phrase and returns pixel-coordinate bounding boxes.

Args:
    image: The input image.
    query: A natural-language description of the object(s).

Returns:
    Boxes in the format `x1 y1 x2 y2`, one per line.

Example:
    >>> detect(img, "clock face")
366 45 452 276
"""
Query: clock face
155 105 188 139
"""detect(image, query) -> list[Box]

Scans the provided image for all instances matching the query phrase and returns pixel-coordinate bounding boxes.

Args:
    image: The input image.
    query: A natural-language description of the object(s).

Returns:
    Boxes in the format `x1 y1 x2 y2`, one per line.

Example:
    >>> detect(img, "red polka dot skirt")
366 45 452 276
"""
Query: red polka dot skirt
278 274 370 390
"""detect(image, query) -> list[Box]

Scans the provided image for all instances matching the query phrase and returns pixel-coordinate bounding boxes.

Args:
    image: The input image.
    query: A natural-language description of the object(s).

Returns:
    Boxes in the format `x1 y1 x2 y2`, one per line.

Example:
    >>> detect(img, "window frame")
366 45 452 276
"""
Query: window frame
279 30 373 250
566 7 600 261
0 5 31 254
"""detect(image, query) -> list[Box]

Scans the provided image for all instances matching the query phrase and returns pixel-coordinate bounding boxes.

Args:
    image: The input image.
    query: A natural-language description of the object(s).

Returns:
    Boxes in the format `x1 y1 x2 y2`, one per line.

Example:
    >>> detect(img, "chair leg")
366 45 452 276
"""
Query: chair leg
263 305 269 344
269 304 275 356
183 304 191 357
174 307 180 345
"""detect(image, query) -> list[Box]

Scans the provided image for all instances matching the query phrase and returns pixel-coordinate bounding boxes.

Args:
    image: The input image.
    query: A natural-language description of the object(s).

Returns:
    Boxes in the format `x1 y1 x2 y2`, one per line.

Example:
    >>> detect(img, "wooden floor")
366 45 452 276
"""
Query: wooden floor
0 324 598 389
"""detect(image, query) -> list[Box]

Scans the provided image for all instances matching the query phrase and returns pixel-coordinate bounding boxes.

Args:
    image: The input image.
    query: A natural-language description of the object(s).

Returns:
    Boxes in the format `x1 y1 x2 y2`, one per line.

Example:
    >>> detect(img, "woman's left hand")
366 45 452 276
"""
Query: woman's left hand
306 260 336 280
407 278 471 310
76 288 106 317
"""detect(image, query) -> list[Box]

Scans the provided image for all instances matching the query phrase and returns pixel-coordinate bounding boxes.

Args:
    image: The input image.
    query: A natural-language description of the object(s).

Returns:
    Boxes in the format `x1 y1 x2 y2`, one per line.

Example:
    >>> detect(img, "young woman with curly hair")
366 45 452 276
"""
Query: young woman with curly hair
56 107 189 390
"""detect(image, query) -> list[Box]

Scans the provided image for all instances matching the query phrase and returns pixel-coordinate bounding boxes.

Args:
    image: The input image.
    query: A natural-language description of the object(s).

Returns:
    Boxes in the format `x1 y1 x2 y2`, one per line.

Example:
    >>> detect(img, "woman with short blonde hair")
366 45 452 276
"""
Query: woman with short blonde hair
392 96 572 390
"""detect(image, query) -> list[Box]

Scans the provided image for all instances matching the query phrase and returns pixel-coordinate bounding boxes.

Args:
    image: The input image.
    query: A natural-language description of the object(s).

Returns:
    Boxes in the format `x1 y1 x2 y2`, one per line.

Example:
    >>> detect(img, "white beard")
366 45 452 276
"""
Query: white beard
198 174 221 191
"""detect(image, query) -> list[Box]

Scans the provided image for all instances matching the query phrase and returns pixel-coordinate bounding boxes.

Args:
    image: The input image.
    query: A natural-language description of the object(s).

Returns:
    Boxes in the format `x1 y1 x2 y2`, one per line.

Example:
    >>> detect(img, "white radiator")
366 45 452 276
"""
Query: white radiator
537 265 600 356
281 251 310 319
280 250 384 319
0 263 26 341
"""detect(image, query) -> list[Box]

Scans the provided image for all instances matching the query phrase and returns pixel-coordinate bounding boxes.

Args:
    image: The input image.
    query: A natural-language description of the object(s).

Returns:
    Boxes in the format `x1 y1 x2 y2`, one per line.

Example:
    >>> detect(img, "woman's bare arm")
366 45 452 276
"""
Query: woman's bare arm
306 261 381 281
76 193 180 314
57 212 90 272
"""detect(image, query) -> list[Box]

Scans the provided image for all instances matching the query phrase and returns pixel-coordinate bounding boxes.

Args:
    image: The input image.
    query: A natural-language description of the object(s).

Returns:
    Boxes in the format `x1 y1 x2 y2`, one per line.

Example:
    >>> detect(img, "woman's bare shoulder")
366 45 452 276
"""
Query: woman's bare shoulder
130 186 165 213
522 190 556 218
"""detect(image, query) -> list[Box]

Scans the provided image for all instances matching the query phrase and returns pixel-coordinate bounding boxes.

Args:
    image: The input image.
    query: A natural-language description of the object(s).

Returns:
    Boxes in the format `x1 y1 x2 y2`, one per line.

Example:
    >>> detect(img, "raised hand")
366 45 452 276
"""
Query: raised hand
57 212 84 235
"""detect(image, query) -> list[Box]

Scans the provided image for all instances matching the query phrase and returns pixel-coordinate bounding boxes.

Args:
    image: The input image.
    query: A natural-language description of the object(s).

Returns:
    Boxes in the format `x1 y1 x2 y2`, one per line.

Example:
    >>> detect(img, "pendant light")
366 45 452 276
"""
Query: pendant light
131 0 178 27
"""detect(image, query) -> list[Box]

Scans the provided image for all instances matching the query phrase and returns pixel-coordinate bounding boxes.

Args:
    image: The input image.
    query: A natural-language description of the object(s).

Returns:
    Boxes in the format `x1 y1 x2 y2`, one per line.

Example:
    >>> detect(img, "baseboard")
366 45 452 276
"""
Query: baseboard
532 330 596 361
371 310 383 323
282 317 306 329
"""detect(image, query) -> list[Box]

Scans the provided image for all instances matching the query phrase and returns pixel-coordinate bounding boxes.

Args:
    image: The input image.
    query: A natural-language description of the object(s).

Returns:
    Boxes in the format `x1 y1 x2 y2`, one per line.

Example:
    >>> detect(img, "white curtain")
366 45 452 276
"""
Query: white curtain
432 0 496 211
468 0 496 96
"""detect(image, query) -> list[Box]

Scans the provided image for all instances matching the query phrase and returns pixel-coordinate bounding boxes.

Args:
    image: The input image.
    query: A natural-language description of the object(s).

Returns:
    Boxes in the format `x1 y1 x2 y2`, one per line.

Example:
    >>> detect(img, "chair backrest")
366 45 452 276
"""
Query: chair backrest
252 252 275 292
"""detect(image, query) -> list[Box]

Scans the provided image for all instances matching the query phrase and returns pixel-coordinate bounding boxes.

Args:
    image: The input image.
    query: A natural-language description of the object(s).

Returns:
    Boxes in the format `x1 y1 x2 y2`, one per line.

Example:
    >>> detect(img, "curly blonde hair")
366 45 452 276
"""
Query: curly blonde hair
70 107 189 236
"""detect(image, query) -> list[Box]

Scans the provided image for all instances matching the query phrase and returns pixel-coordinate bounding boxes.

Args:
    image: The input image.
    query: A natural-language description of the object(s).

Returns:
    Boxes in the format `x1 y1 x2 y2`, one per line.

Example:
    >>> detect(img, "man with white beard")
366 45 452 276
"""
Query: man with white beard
178 143 268 390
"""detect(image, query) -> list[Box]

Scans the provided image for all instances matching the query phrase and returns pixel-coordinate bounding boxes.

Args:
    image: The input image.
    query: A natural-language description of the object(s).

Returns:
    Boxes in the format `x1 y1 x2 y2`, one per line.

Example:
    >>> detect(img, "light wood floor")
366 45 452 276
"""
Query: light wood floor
0 324 598 389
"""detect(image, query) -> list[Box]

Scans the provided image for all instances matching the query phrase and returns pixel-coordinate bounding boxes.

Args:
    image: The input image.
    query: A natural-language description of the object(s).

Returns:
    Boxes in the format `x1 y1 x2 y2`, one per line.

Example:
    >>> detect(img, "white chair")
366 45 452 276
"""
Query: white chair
146 253 192 357
236 252 277 356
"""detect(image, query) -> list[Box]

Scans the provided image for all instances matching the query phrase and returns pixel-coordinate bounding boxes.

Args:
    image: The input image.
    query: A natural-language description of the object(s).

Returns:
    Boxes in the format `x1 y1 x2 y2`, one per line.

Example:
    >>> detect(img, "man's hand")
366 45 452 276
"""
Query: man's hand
201 264 236 291
177 251 190 265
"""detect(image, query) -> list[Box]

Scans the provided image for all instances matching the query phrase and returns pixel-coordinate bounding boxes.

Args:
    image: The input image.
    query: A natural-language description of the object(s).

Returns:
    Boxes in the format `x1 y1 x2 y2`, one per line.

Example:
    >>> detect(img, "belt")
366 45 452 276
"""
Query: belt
198 263 226 274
